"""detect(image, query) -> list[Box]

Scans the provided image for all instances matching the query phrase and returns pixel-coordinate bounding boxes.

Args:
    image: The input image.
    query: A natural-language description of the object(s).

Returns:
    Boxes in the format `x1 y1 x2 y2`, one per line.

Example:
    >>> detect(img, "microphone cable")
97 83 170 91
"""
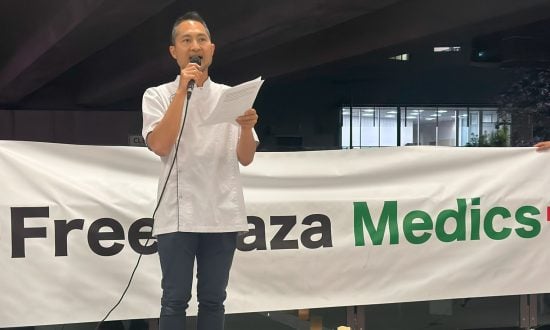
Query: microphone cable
95 90 193 330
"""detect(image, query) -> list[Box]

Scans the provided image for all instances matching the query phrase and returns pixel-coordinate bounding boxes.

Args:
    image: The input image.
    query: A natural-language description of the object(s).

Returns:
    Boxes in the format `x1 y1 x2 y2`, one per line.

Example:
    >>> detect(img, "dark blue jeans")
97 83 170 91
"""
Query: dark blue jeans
157 232 237 330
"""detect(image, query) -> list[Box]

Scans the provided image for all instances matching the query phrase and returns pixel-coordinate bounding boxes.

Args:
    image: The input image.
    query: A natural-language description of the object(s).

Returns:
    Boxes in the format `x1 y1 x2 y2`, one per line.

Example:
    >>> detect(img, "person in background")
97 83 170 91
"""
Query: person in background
534 141 550 151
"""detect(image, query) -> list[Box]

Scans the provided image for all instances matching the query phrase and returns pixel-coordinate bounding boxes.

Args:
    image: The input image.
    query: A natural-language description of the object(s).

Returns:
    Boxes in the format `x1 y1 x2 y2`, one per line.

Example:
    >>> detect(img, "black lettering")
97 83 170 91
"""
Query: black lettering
54 219 84 256
301 214 333 248
11 207 48 258
237 216 267 251
270 216 298 250
87 218 125 256
128 218 156 254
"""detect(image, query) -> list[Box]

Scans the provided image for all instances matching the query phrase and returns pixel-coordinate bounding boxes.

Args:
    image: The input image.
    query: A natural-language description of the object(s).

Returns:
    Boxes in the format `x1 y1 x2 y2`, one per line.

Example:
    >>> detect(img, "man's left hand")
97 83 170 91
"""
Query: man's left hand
236 108 258 129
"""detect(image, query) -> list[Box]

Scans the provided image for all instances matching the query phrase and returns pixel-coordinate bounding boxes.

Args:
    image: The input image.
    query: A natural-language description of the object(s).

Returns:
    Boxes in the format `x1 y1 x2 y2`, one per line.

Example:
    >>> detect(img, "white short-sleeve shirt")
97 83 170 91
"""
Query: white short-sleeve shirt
142 76 258 236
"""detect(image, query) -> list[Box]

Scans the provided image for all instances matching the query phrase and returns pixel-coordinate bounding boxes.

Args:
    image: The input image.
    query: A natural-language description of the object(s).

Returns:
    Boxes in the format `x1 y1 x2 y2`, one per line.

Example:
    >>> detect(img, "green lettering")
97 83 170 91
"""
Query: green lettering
484 207 512 240
403 210 432 244
515 206 541 238
470 197 481 240
435 198 467 242
354 201 398 246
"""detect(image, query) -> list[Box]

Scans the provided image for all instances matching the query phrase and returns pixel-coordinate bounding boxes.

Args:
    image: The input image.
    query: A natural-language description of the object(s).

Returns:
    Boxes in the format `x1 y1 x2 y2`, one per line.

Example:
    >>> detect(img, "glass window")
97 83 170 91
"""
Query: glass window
379 107 398 146
417 107 438 145
400 107 418 146
458 109 470 146
457 109 480 146
359 107 378 147
341 106 398 148
341 107 351 148
341 105 508 148
351 107 361 148
478 107 499 137
469 110 481 143
437 107 458 146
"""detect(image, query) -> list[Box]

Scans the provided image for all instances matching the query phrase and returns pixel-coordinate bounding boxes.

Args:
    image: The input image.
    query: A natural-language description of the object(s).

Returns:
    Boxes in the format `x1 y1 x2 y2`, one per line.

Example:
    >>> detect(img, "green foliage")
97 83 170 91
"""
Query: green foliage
496 68 550 145
466 125 509 147
498 69 550 114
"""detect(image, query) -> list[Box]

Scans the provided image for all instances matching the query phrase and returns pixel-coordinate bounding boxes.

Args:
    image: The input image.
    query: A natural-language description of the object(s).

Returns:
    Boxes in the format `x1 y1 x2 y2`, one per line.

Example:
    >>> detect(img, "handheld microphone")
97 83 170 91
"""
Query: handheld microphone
187 55 202 99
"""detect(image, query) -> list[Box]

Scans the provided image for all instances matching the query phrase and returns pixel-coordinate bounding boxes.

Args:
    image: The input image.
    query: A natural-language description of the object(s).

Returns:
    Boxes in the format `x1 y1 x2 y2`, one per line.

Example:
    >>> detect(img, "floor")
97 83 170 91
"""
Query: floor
29 294 550 330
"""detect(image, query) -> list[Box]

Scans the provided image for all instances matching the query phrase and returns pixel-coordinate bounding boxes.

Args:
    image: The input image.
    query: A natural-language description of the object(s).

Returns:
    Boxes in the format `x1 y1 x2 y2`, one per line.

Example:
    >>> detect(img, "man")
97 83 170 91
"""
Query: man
141 11 258 330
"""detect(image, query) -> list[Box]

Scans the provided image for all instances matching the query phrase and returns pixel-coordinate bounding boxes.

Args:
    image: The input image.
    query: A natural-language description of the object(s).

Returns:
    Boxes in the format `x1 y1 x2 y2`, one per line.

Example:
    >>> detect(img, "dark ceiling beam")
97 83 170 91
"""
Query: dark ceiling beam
73 2 181 107
75 0 396 106
214 0 550 83
0 0 103 103
0 0 174 104
60 0 550 107
210 0 403 65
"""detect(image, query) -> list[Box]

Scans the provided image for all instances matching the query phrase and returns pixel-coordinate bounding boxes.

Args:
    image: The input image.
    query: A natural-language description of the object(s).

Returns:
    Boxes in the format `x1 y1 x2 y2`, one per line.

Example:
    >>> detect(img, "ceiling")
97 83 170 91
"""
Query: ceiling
1 0 550 110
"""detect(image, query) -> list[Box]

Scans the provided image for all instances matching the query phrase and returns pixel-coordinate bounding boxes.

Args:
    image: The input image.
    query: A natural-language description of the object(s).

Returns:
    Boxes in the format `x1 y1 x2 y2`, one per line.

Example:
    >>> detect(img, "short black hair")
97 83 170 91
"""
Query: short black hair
171 11 211 45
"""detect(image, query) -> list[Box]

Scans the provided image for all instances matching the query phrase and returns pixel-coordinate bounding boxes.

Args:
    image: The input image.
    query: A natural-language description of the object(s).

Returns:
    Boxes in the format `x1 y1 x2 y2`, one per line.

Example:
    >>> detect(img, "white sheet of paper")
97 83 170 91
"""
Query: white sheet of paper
202 76 264 126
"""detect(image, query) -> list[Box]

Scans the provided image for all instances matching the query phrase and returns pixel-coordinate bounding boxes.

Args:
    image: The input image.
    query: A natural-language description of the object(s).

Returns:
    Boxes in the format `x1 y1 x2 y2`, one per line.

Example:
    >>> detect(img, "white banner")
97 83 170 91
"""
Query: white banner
1 141 550 327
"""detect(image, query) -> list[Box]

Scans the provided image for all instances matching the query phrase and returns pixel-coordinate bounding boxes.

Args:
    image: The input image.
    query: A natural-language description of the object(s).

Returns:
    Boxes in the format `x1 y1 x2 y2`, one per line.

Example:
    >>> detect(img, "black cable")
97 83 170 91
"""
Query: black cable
95 93 192 330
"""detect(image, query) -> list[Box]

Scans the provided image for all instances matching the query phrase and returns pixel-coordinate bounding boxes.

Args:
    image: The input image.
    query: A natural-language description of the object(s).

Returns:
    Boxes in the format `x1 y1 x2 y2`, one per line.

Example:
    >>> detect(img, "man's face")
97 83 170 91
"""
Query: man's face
169 20 215 71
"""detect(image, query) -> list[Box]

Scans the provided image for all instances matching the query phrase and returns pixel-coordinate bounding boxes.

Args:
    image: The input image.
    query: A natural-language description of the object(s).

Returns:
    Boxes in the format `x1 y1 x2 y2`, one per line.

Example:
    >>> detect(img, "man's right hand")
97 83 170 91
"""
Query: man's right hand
178 63 203 92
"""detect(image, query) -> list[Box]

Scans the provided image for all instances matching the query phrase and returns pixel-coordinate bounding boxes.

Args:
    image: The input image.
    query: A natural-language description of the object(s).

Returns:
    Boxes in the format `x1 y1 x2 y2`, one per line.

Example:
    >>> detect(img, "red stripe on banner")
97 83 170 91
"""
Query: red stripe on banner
547 207 550 221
